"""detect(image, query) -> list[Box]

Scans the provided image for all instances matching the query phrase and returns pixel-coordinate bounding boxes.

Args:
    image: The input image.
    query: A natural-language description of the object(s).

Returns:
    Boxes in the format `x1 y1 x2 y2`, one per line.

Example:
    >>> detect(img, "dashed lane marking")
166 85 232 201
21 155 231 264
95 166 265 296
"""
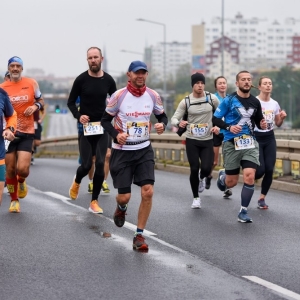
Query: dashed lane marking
243 276 300 300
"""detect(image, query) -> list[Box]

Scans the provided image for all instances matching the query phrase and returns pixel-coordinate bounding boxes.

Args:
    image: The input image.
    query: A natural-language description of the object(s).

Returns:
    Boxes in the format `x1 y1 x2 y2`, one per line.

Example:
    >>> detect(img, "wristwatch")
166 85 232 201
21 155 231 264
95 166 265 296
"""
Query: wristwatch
226 125 231 131
7 126 15 133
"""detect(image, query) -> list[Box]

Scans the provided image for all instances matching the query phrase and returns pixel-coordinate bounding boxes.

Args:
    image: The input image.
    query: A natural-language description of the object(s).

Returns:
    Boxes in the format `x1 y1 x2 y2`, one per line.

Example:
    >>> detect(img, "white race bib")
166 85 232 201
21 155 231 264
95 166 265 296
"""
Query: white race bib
234 135 255 150
126 121 149 139
83 122 104 136
190 123 209 136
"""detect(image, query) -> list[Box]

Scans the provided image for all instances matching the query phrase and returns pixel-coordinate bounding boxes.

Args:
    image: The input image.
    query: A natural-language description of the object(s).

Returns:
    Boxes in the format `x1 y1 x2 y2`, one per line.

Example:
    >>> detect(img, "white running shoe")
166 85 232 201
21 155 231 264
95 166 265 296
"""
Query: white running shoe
198 178 206 193
191 198 201 209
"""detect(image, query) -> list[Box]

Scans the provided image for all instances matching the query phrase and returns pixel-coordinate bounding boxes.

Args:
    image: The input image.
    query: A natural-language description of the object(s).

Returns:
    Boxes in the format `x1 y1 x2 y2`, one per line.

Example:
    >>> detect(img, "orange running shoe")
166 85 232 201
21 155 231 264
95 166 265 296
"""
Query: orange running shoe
88 200 103 214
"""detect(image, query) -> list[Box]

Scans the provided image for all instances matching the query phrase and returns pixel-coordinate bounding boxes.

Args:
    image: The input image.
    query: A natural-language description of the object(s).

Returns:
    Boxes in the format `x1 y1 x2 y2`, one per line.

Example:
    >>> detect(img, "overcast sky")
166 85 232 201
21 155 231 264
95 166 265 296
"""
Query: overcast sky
1 0 299 79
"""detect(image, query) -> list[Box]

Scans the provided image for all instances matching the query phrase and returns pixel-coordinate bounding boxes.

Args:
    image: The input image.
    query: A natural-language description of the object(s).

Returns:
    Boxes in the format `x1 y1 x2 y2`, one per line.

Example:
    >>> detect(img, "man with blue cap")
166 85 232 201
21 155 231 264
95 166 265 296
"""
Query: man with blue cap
0 56 44 213
101 60 168 251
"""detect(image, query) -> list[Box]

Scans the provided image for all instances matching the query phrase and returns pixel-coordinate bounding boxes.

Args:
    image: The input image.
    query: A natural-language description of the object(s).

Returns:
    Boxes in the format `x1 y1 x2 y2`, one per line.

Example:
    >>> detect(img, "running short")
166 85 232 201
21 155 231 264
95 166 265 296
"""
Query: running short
213 132 224 147
34 123 42 140
7 132 34 153
222 140 260 171
109 144 155 188
0 164 5 182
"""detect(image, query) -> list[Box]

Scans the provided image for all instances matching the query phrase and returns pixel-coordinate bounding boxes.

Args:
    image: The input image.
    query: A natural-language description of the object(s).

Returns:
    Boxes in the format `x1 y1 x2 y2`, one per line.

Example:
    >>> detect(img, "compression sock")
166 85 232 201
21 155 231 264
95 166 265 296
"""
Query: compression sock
241 183 255 207
6 177 18 200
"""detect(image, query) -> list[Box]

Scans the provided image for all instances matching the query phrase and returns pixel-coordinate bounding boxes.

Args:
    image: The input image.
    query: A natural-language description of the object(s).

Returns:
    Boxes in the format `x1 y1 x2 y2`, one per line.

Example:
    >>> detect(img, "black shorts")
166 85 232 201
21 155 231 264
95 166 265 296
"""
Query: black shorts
109 144 155 188
7 132 34 153
107 137 112 149
213 132 224 147
34 123 42 140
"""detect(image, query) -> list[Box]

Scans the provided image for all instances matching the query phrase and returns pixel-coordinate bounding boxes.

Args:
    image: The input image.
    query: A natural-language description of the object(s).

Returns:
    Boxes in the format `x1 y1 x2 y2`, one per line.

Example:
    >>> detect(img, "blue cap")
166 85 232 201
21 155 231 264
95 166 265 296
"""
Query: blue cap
8 56 23 67
128 60 148 72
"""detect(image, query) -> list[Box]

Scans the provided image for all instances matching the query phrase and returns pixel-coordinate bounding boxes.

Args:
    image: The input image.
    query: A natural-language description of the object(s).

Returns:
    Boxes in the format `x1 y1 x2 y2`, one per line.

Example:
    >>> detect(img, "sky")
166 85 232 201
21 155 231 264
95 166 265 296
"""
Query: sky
1 0 300 79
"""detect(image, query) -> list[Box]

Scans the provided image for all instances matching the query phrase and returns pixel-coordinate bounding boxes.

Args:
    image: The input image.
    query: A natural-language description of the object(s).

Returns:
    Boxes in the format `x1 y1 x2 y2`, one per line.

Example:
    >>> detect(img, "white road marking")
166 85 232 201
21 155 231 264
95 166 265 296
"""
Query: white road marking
243 276 300 300
45 191 157 236
45 191 300 297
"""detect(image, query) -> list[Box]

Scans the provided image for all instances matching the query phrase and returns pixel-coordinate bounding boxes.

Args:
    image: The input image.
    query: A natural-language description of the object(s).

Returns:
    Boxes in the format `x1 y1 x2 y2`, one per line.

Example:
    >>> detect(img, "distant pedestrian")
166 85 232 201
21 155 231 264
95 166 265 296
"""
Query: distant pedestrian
254 76 287 209
213 70 267 223
101 60 168 251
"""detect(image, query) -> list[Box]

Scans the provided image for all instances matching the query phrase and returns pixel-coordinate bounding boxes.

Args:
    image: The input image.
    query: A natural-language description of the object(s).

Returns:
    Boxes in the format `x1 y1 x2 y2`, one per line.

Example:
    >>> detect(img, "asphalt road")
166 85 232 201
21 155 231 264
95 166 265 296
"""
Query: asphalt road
1 157 299 300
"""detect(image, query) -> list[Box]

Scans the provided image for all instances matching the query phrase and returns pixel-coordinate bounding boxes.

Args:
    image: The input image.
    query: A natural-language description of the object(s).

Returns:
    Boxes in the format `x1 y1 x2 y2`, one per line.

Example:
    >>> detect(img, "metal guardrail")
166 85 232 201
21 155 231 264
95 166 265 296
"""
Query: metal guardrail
39 133 300 176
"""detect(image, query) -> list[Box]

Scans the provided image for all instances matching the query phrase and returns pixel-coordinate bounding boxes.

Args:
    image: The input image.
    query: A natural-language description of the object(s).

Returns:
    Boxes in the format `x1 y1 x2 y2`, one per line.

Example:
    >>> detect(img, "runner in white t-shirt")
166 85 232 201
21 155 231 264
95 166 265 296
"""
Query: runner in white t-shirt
254 76 287 209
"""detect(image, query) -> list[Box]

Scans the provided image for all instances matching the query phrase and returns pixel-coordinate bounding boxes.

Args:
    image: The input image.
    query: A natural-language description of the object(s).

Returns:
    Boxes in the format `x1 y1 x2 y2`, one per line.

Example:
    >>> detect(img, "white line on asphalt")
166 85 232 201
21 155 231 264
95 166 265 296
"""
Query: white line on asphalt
45 191 157 236
243 276 300 300
45 191 300 294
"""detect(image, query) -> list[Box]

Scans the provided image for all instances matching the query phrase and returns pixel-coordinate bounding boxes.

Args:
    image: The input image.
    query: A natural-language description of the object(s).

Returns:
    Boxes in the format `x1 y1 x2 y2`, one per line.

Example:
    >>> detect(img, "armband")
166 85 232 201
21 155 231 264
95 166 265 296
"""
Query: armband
34 102 42 110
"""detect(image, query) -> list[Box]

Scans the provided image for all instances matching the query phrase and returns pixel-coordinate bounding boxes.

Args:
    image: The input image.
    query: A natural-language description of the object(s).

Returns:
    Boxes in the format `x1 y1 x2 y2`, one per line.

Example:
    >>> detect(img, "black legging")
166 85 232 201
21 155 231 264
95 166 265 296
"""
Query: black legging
77 131 108 200
185 138 214 198
255 132 276 196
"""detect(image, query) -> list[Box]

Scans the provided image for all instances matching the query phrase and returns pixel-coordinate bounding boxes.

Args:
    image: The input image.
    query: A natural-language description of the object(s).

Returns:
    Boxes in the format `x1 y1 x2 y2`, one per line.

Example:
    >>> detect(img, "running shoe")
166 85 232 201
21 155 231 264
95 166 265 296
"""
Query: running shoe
238 209 253 223
18 181 28 199
133 234 148 251
223 188 232 199
217 169 226 192
9 200 20 213
101 182 110 194
198 178 206 193
257 199 269 209
113 204 127 227
191 198 201 209
205 176 212 189
88 182 93 194
69 177 80 200
88 200 103 214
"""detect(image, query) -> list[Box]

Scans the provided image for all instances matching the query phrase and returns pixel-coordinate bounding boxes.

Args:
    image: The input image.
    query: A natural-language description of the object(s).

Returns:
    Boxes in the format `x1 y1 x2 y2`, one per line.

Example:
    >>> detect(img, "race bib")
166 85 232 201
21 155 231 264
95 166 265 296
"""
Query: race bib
190 123 209 136
234 135 255 150
83 122 103 136
126 121 149 139
262 110 274 130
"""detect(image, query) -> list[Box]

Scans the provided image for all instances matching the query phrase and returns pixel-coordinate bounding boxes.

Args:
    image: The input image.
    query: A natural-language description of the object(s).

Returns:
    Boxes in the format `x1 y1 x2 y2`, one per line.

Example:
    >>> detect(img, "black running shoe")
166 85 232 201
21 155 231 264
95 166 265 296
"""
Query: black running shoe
113 205 127 227
205 176 212 189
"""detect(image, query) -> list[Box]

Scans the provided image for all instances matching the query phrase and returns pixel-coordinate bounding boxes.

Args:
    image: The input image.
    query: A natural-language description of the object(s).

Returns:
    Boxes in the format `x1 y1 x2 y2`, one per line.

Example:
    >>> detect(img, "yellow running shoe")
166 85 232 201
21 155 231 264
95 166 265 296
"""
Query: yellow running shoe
88 200 103 214
9 200 20 213
69 177 80 200
101 181 110 194
88 182 93 194
18 181 28 199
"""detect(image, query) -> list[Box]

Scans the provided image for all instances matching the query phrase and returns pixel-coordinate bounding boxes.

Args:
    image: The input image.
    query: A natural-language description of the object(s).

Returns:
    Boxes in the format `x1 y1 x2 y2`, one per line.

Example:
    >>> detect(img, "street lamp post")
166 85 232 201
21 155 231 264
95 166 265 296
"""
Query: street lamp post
136 18 167 114
221 0 225 76
287 84 293 126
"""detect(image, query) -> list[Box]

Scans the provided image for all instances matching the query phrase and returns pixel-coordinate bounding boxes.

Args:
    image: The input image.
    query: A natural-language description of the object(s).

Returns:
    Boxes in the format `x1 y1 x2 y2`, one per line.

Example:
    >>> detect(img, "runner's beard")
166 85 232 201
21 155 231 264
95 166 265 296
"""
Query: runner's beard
239 86 251 93
89 63 101 74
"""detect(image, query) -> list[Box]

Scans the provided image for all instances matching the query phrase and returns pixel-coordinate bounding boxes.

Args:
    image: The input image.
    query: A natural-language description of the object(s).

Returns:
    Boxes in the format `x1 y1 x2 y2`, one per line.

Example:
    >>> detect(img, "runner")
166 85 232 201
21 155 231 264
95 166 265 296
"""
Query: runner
0 56 44 213
254 76 287 209
0 88 17 206
213 70 267 223
208 76 232 198
31 104 46 164
101 60 167 251
171 73 219 209
67 47 116 213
